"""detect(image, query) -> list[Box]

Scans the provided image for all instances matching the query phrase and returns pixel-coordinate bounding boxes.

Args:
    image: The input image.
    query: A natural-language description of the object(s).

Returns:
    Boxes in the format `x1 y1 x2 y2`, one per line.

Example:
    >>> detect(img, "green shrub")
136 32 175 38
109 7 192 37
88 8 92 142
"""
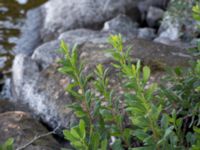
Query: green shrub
0 138 14 150
192 3 200 24
58 40 125 149
160 60 200 125
158 60 200 149
59 34 200 150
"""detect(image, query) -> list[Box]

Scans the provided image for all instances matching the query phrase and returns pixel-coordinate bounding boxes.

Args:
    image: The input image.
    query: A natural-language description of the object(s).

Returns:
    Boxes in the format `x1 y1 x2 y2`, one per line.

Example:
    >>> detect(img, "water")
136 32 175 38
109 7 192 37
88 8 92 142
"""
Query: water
0 0 47 95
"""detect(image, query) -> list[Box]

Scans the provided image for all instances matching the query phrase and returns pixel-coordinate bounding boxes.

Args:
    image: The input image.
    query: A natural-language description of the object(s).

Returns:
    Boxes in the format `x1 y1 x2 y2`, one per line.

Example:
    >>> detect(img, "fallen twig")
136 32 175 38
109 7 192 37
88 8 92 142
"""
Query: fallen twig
16 125 60 150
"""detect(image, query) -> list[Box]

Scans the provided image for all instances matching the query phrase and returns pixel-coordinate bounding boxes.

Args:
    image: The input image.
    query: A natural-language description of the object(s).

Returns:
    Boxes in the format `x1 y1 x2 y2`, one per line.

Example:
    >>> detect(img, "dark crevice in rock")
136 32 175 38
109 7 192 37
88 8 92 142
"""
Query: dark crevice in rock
0 73 4 93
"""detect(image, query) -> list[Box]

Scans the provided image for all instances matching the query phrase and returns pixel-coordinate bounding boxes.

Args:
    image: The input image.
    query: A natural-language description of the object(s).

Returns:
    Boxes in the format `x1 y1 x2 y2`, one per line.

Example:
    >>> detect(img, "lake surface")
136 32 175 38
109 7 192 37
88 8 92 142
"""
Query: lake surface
0 0 47 91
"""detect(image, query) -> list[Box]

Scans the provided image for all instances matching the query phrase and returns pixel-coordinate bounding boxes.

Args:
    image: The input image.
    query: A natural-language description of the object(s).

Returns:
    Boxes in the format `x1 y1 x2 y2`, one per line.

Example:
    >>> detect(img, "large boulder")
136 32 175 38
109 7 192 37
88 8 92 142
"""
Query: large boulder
32 28 138 69
12 29 113 128
12 36 195 130
138 0 169 20
12 54 75 129
32 29 111 68
102 14 138 37
156 0 199 45
58 29 110 44
0 111 60 150
78 39 194 69
137 28 156 40
146 6 164 27
40 0 141 41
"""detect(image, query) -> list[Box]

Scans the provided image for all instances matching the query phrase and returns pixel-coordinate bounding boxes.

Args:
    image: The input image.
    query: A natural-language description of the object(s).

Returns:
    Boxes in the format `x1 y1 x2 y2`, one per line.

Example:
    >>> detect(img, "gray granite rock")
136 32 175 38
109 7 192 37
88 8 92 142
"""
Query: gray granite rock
102 14 138 37
40 0 140 41
157 0 199 43
32 29 111 68
137 28 156 40
138 0 169 20
146 6 164 27
13 7 43 55
12 54 75 129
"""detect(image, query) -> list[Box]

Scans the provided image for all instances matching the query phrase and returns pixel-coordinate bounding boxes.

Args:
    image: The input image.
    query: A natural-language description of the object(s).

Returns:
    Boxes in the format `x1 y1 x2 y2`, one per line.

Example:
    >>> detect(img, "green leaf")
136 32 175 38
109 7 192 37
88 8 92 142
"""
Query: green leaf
100 109 113 121
126 107 145 115
113 52 122 61
193 126 200 133
60 40 69 54
161 114 169 129
89 132 100 150
96 64 103 75
111 139 124 150
195 60 200 74
125 45 132 58
100 139 108 150
193 4 200 21
63 130 78 141
145 83 157 101
71 44 78 65
134 129 149 141
123 128 132 144
136 60 141 73
1 138 14 150
124 81 137 89
174 67 182 76
131 116 149 129
58 66 74 74
75 110 86 118
72 141 85 149
131 146 155 150
175 118 182 128
112 63 121 69
85 90 92 108
151 104 162 121
163 126 174 139
79 120 86 139
71 127 81 139
5 138 14 146
143 66 151 84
